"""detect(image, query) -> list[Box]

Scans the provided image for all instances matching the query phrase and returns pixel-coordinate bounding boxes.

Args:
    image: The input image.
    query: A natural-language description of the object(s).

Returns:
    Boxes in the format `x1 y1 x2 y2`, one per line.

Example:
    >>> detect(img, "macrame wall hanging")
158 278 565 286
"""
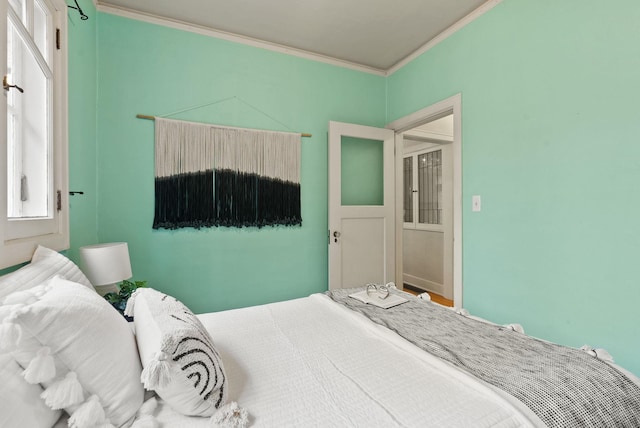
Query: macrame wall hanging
152 117 302 230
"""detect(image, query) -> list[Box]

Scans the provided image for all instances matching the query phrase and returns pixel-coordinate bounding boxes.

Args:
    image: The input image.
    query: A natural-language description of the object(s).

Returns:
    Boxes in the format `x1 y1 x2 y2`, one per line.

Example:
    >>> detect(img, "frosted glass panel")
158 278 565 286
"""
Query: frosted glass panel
341 136 383 206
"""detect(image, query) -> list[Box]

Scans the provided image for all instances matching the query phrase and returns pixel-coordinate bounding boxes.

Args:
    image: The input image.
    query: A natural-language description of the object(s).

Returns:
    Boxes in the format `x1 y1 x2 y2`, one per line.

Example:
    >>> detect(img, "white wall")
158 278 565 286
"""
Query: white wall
403 229 444 294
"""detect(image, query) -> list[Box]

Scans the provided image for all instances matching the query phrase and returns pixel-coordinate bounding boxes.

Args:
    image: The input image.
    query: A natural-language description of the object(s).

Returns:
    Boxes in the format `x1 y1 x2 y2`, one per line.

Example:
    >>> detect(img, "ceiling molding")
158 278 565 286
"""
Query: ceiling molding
386 0 503 76
96 0 502 77
95 2 387 76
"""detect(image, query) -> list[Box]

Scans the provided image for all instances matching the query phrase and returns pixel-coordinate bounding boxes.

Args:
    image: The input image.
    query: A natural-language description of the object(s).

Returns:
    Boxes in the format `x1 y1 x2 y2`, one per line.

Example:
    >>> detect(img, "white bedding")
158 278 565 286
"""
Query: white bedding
151 294 544 427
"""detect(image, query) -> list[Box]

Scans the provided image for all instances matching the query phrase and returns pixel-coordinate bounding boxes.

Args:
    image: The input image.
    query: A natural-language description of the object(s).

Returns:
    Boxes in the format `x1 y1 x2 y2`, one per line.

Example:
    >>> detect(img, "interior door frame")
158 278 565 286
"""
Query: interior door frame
386 93 463 308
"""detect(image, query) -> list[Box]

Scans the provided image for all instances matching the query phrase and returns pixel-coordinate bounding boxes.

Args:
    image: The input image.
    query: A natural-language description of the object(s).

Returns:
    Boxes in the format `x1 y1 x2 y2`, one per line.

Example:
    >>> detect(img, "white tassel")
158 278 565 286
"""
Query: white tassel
141 352 172 389
68 395 106 428
580 345 597 357
23 346 56 384
2 290 38 306
581 345 614 362
124 289 141 317
594 348 614 363
418 292 431 301
95 419 116 428
41 371 85 409
131 415 159 428
503 323 525 334
210 402 249 428
138 397 158 415
455 308 470 316
130 396 159 428
0 315 22 350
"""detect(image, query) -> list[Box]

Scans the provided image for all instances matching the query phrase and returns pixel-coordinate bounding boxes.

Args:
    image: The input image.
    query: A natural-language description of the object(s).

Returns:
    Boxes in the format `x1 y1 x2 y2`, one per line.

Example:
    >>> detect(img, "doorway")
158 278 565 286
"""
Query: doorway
386 94 462 308
401 115 454 304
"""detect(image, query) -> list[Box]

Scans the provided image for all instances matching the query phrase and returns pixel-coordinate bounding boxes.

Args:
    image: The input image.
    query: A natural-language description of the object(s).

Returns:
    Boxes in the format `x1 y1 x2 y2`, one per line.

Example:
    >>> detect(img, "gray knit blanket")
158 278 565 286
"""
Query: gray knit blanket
327 289 640 427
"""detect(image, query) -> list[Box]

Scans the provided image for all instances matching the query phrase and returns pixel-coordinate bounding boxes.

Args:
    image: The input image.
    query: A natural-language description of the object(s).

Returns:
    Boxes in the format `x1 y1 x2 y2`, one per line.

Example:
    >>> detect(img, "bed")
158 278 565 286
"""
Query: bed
2 247 640 428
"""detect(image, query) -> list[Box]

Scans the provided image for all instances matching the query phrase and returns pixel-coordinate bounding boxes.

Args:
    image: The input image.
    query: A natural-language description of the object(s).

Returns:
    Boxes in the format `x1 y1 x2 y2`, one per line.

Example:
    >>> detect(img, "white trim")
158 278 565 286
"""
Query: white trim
389 93 463 308
0 0 69 269
95 0 501 76
387 0 504 75
403 274 444 296
95 2 386 77
403 140 448 155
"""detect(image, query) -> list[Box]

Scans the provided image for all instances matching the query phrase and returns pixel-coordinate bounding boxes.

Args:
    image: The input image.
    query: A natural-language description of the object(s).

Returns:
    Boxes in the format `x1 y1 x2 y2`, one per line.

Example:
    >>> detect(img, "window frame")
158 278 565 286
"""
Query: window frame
0 0 68 269
403 144 444 233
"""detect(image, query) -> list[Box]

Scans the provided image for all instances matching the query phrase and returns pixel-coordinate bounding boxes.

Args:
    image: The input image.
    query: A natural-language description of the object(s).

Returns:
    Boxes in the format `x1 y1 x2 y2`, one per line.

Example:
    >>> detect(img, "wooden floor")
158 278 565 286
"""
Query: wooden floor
402 284 454 307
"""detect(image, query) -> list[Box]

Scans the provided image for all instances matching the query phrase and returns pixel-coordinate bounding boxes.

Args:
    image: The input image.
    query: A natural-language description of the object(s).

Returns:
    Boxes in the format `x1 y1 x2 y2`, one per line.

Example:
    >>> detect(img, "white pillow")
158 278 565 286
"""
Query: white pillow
129 288 228 417
5 277 144 427
0 353 61 428
0 245 93 302
0 246 93 426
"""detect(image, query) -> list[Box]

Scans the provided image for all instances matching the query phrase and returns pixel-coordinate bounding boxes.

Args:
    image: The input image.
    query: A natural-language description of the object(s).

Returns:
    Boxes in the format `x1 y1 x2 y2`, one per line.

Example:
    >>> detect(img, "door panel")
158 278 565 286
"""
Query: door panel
328 121 395 290
340 217 385 287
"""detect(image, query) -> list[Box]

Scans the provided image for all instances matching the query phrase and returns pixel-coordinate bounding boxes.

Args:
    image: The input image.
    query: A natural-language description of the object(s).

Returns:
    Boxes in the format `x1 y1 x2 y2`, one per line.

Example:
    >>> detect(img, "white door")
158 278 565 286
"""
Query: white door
328 121 395 290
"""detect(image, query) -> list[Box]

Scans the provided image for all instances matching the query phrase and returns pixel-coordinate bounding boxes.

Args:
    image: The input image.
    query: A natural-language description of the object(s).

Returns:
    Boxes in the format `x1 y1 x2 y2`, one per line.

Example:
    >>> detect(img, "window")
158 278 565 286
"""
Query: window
404 147 443 231
0 0 68 269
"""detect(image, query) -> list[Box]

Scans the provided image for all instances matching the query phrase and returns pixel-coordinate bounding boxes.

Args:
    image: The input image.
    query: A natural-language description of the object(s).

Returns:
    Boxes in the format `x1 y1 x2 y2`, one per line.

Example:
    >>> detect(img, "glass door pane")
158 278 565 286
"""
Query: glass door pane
33 0 51 64
341 136 383 206
418 150 442 225
403 156 413 222
7 17 51 218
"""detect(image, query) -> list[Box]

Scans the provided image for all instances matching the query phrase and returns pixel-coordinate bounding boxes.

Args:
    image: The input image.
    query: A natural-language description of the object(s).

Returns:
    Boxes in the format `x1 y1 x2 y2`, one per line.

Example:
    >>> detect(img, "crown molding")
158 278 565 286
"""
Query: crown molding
95 2 386 76
96 0 503 77
386 0 503 76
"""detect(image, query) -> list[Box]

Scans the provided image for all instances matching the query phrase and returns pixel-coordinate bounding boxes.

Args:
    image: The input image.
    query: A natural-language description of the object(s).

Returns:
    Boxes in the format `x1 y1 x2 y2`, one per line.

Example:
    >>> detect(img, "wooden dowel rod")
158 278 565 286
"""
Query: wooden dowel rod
136 114 312 137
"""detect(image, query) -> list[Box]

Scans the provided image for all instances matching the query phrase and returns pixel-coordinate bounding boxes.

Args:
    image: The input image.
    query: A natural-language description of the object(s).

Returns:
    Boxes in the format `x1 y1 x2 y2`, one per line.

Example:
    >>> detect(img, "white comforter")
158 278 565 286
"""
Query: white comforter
152 294 544 427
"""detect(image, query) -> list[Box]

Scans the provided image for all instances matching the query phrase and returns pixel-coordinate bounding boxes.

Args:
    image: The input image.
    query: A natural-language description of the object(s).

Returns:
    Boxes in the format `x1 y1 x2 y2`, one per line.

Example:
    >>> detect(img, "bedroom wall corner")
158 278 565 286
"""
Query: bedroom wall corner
94 12 386 314
68 0 99 262
386 0 640 376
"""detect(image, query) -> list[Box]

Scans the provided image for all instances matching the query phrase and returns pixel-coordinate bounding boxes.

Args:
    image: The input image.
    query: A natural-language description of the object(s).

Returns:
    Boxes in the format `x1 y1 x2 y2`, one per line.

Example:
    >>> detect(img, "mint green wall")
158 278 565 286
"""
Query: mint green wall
95 13 385 313
68 0 98 262
341 137 384 206
387 0 640 374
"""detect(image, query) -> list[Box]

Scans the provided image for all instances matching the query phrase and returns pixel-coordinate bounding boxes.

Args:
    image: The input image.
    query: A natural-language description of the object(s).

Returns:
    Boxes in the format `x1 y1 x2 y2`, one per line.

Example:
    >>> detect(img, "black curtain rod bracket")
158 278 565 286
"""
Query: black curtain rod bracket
68 0 88 20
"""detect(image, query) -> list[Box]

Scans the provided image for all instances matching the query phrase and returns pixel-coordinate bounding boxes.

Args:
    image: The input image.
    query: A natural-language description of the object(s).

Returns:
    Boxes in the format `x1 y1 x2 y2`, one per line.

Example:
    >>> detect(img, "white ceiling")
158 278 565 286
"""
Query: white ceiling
97 0 490 72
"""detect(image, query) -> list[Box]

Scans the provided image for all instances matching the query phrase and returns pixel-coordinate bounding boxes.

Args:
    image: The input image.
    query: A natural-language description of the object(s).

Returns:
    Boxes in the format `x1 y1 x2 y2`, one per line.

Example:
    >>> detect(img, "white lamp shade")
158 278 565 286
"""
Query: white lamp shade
80 242 133 286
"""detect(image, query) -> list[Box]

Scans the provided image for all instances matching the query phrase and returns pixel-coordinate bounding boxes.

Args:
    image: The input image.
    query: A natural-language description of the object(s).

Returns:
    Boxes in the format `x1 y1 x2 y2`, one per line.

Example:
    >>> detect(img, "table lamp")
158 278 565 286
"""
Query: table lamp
80 242 132 296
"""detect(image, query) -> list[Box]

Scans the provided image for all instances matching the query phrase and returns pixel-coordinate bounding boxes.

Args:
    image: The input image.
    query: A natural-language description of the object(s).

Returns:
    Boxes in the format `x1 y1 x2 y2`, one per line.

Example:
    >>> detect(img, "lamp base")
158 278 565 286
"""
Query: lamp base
94 283 119 297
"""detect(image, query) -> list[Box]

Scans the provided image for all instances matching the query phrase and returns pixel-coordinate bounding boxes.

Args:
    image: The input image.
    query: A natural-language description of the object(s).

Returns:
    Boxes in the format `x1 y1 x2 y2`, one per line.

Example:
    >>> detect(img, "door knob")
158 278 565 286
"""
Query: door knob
333 231 341 243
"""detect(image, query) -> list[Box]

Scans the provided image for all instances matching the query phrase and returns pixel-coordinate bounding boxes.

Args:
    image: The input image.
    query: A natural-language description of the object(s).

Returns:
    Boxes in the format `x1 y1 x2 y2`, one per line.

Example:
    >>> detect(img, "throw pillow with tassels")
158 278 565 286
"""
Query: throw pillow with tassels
126 288 247 426
1 276 144 427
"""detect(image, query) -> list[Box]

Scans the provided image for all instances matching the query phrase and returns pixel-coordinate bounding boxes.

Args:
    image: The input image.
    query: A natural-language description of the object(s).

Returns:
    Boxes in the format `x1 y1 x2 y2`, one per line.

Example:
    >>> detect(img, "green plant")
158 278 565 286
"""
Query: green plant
103 279 147 319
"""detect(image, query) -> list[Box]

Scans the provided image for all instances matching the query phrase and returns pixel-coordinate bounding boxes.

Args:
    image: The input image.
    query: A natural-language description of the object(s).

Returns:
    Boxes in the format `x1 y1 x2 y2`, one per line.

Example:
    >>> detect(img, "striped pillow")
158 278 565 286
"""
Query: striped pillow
0 246 93 302
128 288 227 417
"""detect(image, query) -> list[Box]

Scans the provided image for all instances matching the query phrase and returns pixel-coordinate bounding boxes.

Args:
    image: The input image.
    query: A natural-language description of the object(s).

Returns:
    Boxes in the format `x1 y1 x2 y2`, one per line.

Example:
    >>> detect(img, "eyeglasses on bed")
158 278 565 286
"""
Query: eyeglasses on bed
365 283 394 300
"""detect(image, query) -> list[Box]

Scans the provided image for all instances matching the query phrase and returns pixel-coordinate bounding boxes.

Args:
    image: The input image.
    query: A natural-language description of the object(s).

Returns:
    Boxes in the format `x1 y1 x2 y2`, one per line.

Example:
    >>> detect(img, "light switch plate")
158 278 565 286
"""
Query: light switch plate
472 195 481 212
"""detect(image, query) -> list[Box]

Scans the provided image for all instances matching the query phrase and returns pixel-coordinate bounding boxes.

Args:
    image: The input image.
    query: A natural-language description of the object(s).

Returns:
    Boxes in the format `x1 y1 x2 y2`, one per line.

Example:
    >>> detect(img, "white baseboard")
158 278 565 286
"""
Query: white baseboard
403 274 443 295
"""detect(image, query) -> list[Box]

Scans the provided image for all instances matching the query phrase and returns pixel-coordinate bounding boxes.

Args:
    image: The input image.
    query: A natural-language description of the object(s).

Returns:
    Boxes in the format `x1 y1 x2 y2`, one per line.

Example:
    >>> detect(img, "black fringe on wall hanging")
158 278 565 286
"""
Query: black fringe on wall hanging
153 171 215 229
152 118 302 230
